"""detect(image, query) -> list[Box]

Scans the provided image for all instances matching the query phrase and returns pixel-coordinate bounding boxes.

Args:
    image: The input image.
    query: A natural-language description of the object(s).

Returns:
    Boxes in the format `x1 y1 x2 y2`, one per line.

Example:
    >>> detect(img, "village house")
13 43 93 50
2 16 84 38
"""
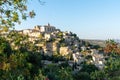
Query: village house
23 29 32 35
81 46 87 51
42 42 53 56
92 54 105 70
72 52 85 64
59 47 72 56
52 41 59 53
90 49 99 54
44 33 52 41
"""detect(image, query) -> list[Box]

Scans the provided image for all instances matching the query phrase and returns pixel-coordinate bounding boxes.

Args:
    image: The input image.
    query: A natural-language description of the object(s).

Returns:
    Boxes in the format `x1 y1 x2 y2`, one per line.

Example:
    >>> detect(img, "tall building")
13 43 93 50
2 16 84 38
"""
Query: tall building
34 23 56 33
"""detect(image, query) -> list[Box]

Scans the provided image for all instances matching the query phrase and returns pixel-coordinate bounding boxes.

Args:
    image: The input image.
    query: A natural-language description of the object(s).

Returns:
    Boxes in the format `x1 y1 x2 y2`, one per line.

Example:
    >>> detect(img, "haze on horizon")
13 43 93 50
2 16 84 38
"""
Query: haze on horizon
15 0 120 40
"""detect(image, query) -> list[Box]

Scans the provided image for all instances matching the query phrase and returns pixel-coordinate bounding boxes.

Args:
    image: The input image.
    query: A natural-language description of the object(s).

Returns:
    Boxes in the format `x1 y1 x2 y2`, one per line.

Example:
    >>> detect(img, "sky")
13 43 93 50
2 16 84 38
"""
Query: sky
15 0 120 40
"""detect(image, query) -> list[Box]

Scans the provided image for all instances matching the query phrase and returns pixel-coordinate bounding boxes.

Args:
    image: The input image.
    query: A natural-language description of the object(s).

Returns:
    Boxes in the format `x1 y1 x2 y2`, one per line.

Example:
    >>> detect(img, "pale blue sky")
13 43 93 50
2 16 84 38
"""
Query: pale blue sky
15 0 120 40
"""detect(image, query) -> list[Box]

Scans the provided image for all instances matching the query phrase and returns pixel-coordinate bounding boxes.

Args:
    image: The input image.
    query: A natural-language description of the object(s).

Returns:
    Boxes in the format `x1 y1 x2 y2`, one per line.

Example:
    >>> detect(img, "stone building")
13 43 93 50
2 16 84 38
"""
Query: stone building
52 41 59 53
60 47 70 56
43 42 53 56
34 23 56 33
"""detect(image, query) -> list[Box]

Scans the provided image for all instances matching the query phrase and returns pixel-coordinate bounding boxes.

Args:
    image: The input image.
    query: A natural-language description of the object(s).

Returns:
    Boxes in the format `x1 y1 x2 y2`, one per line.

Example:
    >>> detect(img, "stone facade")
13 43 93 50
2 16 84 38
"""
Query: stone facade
44 33 52 41
34 23 56 33
52 41 59 53
60 47 70 56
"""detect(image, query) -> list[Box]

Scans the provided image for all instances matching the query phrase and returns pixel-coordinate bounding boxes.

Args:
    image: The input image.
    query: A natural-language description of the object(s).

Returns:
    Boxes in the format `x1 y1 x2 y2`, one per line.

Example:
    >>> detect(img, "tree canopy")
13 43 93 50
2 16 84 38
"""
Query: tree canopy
0 0 35 32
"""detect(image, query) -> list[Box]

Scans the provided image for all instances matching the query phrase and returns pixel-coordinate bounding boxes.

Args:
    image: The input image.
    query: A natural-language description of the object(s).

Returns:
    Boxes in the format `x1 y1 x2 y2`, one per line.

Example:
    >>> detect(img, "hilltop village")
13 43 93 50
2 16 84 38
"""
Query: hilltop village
1 24 120 80
1 0 120 79
7 23 104 71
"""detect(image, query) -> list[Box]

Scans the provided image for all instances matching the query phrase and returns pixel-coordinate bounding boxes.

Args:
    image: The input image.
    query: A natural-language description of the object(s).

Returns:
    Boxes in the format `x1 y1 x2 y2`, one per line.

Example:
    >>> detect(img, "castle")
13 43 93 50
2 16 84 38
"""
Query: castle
34 23 56 33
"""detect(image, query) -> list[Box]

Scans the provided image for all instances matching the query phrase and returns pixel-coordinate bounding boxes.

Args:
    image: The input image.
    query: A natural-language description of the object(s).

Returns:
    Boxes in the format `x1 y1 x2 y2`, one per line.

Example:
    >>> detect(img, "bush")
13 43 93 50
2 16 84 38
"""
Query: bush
73 72 90 80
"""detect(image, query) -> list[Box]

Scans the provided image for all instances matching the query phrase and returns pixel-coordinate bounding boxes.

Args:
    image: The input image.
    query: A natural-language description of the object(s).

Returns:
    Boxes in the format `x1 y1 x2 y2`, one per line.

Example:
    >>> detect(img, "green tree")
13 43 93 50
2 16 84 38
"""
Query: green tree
42 64 73 80
105 56 120 75
7 31 29 51
57 32 63 38
55 67 73 80
0 0 47 79
34 69 46 80
90 70 107 80
80 62 98 74
0 0 35 31
0 37 11 56
73 72 90 80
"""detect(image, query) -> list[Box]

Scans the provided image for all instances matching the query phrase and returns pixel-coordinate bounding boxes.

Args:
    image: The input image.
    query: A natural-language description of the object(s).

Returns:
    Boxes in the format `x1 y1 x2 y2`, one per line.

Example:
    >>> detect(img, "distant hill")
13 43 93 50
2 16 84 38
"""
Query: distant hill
82 39 106 47
83 39 120 47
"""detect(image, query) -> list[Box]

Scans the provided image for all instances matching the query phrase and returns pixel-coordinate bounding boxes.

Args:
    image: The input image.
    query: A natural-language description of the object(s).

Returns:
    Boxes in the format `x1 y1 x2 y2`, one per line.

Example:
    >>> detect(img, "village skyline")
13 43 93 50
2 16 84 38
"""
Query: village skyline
15 0 120 40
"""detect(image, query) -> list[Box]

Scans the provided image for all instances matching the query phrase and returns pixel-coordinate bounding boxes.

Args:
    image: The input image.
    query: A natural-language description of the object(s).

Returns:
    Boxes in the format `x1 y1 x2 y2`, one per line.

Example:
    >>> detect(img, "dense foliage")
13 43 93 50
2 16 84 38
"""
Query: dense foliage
0 33 120 80
0 34 73 80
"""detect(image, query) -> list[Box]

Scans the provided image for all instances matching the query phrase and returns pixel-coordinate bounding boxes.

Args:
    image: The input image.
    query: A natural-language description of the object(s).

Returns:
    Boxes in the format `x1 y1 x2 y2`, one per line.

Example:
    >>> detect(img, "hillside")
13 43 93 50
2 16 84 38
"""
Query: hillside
83 39 106 47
